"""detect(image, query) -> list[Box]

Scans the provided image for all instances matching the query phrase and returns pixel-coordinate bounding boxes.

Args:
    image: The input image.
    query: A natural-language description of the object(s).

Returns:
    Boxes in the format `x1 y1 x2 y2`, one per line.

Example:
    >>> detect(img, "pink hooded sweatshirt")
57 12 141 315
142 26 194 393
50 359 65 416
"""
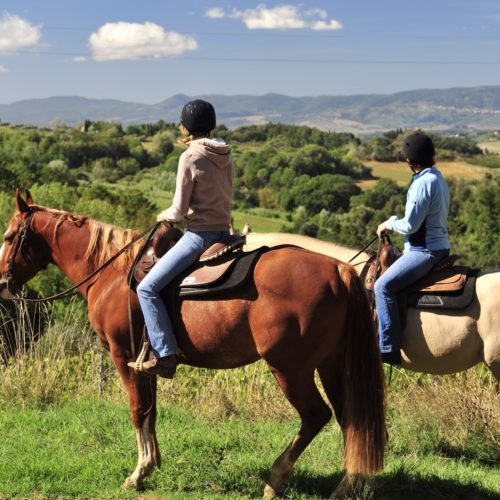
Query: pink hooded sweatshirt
157 138 234 231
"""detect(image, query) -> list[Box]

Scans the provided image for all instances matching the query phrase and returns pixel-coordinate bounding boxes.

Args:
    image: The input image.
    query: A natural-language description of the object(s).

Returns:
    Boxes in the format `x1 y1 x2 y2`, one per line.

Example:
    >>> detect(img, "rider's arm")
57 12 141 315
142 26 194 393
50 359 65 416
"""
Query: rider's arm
385 180 432 235
157 153 195 223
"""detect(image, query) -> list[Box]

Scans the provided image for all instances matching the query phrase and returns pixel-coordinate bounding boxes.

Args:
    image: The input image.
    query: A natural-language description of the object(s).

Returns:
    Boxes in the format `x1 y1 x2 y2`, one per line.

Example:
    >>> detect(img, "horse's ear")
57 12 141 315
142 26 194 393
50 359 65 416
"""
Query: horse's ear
15 188 30 214
25 189 34 205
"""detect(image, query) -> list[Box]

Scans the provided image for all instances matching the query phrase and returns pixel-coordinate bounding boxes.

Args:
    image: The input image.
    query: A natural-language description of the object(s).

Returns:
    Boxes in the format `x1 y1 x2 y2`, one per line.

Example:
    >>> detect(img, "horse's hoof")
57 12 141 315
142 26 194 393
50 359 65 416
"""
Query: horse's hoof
263 483 278 498
123 476 143 490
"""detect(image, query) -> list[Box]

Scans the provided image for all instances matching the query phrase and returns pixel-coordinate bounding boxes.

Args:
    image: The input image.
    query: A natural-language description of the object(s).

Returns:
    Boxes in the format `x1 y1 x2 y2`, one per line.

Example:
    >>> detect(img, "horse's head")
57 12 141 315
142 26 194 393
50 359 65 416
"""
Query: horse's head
0 189 52 299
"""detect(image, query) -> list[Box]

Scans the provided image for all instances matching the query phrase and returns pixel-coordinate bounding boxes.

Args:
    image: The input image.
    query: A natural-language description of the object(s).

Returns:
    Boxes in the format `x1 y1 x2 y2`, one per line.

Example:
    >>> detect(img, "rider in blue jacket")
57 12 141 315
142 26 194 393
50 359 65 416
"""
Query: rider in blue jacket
375 132 450 365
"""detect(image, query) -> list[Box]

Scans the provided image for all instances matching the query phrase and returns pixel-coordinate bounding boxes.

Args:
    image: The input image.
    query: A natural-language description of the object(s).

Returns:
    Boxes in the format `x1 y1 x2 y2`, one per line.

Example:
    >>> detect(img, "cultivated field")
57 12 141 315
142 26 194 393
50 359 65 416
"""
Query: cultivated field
359 160 491 189
478 140 500 154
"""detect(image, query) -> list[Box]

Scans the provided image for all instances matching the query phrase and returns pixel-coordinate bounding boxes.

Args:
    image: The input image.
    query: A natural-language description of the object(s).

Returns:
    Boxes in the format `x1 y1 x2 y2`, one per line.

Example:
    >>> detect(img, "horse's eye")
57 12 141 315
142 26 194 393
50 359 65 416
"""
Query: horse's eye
4 231 15 243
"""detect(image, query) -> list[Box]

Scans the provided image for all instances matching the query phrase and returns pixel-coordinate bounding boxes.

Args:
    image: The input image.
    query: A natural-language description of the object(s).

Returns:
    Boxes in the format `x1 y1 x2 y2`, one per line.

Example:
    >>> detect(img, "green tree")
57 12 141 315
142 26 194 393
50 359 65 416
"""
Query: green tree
281 174 360 214
448 174 500 267
371 136 396 161
351 178 403 210
290 145 337 176
150 131 175 162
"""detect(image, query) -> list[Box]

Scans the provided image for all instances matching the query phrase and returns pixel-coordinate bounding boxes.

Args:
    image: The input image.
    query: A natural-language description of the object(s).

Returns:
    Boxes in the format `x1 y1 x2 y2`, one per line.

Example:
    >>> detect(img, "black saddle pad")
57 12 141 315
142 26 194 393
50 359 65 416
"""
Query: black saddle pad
173 246 268 299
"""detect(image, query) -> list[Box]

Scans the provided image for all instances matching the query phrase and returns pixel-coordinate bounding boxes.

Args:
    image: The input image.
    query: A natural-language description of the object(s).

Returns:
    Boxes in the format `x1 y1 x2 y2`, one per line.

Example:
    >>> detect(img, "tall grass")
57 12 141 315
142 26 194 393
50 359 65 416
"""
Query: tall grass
388 369 500 465
0 299 101 407
157 362 294 421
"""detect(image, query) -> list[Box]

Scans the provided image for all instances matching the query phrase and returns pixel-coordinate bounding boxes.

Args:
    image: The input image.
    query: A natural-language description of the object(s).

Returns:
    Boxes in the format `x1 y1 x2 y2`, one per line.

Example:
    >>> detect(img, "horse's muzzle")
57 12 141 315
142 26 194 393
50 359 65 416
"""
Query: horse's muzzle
0 277 14 299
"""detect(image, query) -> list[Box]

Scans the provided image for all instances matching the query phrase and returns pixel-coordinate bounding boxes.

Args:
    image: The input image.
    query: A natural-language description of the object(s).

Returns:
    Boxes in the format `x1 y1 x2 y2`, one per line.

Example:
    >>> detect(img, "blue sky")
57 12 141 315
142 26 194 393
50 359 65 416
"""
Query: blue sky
0 0 498 103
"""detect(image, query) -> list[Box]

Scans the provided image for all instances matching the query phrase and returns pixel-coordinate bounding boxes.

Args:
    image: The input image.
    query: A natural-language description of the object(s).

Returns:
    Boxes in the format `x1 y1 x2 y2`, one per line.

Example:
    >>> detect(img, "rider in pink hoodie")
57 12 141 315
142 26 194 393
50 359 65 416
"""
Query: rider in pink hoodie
128 100 234 378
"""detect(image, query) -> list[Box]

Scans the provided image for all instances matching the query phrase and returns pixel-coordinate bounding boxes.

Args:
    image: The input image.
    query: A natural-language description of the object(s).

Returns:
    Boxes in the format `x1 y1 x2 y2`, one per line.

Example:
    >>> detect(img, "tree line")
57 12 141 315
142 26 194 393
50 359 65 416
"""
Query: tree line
0 121 498 271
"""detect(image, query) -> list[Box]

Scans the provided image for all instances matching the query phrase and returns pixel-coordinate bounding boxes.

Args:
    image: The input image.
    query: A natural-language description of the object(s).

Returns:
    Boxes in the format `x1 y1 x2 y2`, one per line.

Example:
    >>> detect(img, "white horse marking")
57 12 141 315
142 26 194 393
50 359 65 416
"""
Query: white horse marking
123 413 159 489
0 221 16 262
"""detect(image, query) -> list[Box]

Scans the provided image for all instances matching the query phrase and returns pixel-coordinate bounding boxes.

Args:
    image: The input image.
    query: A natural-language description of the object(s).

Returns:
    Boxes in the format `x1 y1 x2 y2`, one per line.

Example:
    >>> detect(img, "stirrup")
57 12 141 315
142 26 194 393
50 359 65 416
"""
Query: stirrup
130 341 150 374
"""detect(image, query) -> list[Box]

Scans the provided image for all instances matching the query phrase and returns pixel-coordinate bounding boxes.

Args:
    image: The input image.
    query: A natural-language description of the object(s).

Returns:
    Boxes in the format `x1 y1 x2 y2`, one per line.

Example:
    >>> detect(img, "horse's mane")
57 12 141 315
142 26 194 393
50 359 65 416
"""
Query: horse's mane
36 206 142 271
85 219 141 271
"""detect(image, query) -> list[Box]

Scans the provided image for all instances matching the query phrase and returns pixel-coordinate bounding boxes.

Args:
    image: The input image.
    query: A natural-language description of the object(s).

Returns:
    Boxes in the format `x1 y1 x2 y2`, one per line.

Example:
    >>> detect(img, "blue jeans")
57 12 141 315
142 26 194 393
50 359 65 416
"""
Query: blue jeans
374 248 449 354
137 229 229 358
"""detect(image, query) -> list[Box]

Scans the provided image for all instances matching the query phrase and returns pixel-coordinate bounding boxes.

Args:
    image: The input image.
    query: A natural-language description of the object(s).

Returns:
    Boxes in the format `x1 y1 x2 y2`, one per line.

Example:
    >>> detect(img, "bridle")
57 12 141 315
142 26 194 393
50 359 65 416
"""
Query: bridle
4 208 40 295
3 207 158 303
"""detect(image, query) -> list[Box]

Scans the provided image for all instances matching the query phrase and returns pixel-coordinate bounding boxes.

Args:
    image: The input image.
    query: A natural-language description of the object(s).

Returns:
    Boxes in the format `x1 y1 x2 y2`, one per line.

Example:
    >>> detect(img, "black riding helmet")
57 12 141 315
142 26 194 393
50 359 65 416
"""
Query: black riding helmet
180 99 216 135
403 132 435 167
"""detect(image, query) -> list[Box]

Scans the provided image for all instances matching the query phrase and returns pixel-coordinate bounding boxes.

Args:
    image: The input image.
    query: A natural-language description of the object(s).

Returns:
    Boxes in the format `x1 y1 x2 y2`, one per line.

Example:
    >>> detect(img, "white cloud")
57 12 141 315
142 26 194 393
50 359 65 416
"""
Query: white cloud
311 19 343 31
88 21 197 61
205 8 226 19
0 64 8 73
305 8 327 19
229 4 342 30
231 5 305 29
0 12 41 53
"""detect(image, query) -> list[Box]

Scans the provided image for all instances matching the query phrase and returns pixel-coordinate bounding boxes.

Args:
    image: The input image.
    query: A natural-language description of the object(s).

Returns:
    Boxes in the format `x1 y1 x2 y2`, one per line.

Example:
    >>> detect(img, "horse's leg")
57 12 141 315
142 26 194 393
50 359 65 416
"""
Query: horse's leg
478 273 500 383
263 368 332 498
110 349 160 490
317 352 344 426
484 343 500 383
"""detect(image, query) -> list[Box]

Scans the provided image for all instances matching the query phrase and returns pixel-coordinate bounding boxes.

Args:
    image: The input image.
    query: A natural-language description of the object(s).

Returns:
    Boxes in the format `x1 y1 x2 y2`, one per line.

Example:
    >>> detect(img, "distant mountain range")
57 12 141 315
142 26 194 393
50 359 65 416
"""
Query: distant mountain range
1 85 499 134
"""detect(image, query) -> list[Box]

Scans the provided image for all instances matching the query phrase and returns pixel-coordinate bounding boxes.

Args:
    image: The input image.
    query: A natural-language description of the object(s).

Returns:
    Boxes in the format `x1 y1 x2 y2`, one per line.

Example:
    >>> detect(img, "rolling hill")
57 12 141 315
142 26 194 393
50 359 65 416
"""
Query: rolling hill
1 85 499 133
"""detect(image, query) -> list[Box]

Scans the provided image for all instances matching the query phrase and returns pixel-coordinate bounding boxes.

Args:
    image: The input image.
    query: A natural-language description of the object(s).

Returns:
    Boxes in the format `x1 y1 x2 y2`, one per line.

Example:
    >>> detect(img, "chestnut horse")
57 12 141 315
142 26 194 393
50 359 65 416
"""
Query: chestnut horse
0 191 385 498
246 232 500 381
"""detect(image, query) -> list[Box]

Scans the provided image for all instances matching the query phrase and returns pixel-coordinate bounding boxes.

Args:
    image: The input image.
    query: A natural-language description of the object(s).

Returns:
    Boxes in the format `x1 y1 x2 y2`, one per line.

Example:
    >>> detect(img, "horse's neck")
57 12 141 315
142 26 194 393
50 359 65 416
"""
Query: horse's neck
35 212 93 285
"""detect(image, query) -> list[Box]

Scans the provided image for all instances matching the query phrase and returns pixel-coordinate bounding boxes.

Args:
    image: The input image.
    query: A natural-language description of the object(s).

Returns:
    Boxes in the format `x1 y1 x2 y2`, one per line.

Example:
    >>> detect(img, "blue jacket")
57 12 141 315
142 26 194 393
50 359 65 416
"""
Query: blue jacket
386 166 450 252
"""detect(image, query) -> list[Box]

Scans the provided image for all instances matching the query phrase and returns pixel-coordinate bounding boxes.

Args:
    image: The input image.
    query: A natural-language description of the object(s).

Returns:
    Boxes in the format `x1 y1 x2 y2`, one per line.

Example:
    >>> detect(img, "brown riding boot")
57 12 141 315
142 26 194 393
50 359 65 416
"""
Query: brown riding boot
127 354 177 378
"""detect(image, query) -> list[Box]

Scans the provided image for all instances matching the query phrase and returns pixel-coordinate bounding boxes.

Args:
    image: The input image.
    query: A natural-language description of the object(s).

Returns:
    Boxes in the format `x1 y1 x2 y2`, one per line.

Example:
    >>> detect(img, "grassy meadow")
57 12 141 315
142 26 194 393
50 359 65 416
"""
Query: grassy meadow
0 302 499 499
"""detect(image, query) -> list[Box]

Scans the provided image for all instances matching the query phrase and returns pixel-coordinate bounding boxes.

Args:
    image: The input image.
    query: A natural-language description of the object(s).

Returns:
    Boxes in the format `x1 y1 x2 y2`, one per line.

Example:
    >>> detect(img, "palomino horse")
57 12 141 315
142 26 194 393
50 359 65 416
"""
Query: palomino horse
246 232 500 381
0 191 386 498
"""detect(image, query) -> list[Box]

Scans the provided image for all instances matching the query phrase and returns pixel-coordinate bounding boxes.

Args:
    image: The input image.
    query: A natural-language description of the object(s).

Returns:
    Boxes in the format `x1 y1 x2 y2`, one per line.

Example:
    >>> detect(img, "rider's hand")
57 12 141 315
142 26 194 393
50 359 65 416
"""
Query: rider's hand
376 222 388 238
156 210 171 222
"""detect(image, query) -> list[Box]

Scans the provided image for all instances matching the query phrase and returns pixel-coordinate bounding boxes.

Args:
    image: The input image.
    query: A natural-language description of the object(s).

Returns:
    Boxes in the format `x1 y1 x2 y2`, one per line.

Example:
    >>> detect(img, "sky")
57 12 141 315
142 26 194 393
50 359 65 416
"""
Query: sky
0 0 499 104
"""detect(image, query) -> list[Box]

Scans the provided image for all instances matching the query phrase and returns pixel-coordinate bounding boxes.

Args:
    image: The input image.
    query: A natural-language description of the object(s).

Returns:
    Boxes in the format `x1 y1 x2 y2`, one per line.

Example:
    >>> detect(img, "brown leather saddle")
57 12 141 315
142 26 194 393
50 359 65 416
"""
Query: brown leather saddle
128 223 264 298
363 241 477 310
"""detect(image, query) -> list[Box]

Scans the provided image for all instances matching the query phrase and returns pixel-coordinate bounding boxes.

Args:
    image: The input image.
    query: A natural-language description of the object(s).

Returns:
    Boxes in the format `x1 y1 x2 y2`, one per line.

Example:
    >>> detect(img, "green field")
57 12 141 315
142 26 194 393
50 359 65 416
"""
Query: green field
1 390 499 500
232 210 286 233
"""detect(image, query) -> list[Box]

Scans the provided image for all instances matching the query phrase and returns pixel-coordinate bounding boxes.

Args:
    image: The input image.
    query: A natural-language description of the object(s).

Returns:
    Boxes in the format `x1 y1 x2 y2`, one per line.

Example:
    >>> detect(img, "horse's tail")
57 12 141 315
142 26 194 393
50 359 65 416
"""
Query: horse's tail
339 263 386 474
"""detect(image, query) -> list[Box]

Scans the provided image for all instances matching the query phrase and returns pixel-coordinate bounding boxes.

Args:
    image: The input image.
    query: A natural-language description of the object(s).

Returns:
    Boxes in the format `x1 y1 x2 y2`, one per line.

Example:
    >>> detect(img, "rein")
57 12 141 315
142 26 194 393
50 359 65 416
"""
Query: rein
348 235 378 264
9 210 159 303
